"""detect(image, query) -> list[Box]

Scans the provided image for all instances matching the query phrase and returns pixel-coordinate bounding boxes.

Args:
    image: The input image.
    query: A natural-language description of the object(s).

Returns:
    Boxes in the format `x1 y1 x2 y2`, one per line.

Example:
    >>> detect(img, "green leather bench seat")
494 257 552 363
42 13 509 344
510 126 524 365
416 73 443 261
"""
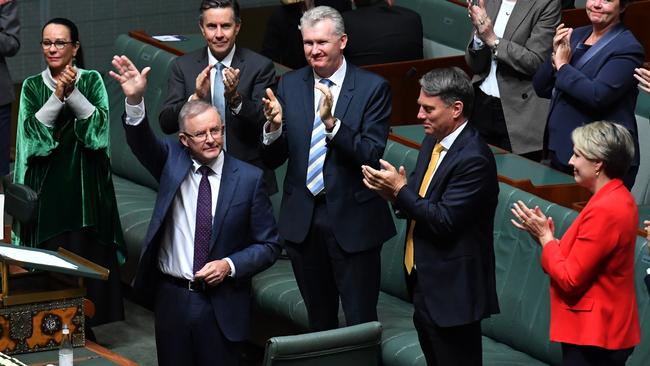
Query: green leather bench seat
494 153 575 185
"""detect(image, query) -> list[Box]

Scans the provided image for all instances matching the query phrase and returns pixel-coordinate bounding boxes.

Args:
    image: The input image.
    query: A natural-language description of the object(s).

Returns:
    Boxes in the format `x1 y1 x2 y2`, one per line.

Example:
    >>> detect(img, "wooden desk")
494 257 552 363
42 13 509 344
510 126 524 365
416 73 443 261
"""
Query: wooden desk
16 340 137 366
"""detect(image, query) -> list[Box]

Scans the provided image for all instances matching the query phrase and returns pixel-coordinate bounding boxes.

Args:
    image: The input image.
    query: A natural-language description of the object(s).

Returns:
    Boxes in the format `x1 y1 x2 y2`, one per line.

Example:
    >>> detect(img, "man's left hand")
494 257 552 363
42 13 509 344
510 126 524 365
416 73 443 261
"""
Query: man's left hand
224 67 241 105
361 159 407 201
194 259 232 286
315 83 335 129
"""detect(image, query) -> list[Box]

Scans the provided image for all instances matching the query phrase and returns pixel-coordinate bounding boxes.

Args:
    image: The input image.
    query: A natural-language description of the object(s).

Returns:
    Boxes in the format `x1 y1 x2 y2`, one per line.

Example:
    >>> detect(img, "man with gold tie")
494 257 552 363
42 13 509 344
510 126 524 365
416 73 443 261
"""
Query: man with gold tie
361 67 500 365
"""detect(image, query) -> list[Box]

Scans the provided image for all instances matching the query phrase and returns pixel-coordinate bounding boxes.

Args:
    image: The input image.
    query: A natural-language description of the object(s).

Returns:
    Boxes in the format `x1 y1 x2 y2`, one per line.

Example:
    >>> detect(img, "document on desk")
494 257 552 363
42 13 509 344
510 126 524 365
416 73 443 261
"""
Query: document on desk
0 245 78 270
152 35 188 41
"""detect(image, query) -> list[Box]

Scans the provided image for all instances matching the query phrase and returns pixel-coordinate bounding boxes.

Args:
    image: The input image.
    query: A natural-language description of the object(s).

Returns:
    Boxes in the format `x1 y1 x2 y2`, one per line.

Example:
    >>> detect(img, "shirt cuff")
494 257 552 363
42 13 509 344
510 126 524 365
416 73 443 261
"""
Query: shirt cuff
65 87 96 120
472 34 485 50
230 101 242 115
124 98 146 126
224 257 236 277
35 93 64 127
324 118 341 139
263 121 282 145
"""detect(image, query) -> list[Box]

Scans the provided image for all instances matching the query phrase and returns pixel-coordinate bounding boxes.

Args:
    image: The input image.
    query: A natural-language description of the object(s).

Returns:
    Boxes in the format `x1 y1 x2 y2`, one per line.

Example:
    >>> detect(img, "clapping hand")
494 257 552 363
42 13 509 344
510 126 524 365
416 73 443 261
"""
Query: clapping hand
552 23 572 71
262 88 283 132
193 64 214 101
109 55 151 105
361 159 407 202
54 65 77 101
223 67 241 105
510 200 556 246
468 0 497 47
314 83 336 130
634 66 650 94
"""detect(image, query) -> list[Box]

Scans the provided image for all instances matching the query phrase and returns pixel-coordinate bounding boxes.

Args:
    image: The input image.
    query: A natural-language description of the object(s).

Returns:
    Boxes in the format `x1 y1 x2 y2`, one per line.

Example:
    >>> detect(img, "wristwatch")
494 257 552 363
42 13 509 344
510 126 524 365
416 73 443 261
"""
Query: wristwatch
491 38 500 58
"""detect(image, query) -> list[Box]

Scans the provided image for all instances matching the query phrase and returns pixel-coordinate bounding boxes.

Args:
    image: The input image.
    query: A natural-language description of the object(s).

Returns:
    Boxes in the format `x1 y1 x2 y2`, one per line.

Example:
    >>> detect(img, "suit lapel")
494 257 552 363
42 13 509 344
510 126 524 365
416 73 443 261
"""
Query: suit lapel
413 136 435 190
335 65 354 119
424 127 471 198
503 0 535 41
210 154 239 252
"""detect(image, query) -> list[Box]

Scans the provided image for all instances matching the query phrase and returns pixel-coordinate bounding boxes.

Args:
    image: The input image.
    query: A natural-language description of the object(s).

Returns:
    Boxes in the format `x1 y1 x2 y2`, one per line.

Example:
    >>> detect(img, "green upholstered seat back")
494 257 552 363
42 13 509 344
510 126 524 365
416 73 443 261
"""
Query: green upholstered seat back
106 35 177 191
629 237 650 365
396 0 472 51
482 183 575 365
379 140 420 302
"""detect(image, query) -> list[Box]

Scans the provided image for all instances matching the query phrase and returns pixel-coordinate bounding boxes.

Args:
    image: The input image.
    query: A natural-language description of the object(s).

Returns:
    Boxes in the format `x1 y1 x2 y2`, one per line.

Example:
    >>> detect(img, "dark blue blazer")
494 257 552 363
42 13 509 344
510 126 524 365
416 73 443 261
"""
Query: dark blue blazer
394 126 500 327
533 24 644 165
124 115 281 342
263 63 396 252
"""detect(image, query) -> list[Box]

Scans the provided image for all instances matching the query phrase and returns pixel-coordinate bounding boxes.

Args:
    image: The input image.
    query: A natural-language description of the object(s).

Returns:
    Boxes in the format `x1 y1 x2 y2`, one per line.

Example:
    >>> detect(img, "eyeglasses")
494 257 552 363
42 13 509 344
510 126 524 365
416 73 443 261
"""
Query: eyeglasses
40 40 75 50
183 127 223 142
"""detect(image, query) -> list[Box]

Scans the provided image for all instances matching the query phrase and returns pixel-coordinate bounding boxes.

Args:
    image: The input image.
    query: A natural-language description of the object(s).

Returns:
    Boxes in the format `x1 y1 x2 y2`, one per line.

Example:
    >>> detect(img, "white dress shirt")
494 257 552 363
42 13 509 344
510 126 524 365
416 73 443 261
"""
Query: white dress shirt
124 99 234 280
420 121 468 192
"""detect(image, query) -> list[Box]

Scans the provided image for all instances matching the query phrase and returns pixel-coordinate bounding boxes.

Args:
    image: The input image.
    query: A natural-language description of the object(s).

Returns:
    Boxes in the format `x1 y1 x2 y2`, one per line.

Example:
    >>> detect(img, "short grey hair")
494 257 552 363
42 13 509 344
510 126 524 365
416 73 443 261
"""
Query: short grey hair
300 6 345 36
178 100 221 131
571 121 635 179
419 67 474 117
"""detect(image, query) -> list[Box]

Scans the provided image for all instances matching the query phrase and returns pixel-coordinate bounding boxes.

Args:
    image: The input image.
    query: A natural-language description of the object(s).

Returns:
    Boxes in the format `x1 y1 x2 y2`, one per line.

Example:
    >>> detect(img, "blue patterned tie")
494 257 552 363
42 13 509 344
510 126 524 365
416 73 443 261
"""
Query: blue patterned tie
306 78 334 196
193 166 212 273
213 63 226 150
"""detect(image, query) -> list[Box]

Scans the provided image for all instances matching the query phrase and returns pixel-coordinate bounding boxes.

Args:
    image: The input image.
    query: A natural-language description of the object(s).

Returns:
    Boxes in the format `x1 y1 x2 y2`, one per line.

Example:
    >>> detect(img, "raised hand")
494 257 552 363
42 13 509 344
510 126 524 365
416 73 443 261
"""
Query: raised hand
361 159 407 202
262 88 283 132
635 67 650 94
54 65 77 101
223 67 242 105
468 0 497 47
109 55 151 105
314 83 335 129
193 64 214 100
551 24 572 71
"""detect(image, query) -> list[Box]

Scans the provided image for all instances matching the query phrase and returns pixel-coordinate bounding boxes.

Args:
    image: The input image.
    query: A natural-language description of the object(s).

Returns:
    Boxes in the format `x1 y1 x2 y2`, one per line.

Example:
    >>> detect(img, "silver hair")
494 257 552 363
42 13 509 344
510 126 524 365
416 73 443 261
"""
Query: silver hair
419 67 474 117
300 6 345 36
571 121 635 179
178 100 221 131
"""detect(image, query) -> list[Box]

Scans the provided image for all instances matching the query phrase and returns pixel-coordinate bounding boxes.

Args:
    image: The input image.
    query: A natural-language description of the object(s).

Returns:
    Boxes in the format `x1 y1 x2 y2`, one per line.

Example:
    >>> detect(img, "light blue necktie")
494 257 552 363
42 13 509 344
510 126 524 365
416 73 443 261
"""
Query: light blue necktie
306 78 334 196
212 62 226 150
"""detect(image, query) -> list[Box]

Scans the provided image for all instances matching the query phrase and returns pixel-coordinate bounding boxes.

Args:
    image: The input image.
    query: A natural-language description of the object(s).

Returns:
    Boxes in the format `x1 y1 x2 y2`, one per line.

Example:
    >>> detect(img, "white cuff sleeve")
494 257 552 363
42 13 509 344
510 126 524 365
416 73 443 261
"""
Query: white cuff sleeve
262 121 282 145
124 98 146 126
472 34 485 50
224 257 236 277
324 119 341 139
230 101 242 115
34 93 64 127
65 87 96 120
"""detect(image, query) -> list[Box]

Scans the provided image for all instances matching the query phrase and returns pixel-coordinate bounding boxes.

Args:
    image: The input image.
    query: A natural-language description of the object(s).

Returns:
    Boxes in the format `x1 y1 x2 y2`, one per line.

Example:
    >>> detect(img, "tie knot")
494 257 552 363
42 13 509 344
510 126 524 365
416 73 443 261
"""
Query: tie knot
433 143 444 154
198 165 212 176
216 62 224 71
319 78 334 88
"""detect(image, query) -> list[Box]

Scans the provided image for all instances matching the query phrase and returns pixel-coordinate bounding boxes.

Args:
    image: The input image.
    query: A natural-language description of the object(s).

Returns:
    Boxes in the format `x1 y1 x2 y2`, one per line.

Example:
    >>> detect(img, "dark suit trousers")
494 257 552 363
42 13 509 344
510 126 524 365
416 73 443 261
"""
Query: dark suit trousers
154 277 239 366
285 196 381 331
411 271 483 366
561 343 633 366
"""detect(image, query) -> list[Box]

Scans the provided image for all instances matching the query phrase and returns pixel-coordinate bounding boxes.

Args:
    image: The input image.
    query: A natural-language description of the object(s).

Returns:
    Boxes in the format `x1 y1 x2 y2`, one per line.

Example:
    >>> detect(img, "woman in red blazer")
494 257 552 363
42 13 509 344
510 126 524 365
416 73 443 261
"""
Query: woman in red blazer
511 121 640 366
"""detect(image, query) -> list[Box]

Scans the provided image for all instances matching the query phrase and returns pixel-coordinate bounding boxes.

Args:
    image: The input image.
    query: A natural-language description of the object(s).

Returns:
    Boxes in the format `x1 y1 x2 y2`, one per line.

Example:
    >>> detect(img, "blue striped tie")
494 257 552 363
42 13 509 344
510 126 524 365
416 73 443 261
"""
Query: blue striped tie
306 78 334 196
213 63 226 150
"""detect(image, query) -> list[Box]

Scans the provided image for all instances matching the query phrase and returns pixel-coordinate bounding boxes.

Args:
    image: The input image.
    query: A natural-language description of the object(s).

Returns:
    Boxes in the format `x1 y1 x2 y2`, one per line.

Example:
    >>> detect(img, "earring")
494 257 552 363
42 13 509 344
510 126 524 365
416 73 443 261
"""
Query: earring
595 170 600 177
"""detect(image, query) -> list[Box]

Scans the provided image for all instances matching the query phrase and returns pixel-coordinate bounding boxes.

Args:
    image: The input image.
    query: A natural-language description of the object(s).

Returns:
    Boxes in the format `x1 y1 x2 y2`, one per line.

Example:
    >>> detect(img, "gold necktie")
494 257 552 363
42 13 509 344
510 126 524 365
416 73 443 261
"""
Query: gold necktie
404 143 444 274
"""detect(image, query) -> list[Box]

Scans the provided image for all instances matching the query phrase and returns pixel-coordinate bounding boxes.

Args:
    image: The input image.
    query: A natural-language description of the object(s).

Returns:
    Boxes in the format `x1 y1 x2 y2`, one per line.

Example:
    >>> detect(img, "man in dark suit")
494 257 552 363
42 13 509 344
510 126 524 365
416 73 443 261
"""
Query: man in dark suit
362 67 500 365
159 0 277 193
110 55 280 366
262 6 396 332
0 0 20 179
342 0 422 66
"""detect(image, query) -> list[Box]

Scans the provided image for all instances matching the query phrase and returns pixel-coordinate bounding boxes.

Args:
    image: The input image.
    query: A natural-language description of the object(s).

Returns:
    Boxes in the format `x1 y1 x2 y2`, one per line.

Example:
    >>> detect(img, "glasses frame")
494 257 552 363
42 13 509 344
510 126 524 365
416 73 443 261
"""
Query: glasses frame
182 127 224 143
40 40 75 50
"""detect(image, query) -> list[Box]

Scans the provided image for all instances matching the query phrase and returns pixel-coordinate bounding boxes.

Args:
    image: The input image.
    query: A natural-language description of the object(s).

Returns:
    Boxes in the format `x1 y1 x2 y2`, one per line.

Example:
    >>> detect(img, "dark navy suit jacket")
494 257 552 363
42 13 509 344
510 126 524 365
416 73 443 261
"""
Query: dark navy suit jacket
124 115 280 342
263 63 396 253
394 126 500 327
533 24 644 165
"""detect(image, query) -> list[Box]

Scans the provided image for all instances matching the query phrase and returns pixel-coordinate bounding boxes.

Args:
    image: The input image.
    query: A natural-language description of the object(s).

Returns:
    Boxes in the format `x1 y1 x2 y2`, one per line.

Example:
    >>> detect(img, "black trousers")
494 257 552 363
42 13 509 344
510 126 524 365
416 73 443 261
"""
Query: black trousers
411 271 483 366
285 196 381 331
470 86 512 152
154 277 239 366
561 343 634 366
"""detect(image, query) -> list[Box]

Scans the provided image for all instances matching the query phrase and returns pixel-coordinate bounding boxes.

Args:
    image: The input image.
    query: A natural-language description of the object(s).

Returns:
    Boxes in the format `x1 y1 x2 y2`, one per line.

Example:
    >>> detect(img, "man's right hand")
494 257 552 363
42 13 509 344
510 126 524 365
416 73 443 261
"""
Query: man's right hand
192 64 214 100
109 55 150 105
262 88 282 132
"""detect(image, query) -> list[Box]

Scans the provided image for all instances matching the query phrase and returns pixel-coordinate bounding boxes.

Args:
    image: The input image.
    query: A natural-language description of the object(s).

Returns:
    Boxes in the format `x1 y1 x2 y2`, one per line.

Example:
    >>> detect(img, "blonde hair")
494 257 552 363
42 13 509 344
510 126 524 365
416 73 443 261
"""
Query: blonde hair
571 121 635 179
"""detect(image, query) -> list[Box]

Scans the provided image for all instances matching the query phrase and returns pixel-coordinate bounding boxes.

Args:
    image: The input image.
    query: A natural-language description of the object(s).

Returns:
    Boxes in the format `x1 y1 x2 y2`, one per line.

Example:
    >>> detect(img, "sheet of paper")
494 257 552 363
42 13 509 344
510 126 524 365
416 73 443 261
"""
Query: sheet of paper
152 35 184 42
0 245 78 270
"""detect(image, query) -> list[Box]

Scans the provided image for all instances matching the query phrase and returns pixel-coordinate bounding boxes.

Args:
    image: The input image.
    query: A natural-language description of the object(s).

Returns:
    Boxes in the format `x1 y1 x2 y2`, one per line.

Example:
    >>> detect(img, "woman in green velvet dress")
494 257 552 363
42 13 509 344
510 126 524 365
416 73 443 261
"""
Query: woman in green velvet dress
13 18 125 326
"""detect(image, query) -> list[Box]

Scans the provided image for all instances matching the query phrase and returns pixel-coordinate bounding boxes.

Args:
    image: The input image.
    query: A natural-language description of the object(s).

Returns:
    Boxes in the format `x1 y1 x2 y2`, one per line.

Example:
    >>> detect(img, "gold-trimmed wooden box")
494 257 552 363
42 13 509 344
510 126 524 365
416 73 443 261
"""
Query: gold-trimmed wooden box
0 245 108 355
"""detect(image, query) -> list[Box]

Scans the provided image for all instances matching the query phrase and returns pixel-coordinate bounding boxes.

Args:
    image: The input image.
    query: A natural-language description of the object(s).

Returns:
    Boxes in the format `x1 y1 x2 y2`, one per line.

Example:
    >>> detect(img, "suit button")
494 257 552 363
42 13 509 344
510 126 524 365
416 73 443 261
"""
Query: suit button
522 93 528 99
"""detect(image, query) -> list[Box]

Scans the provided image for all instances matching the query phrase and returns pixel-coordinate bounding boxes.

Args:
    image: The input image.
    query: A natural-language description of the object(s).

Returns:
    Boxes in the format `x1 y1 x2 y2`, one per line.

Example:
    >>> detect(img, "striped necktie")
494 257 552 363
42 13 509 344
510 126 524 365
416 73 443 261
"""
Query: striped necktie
404 142 444 274
306 78 334 196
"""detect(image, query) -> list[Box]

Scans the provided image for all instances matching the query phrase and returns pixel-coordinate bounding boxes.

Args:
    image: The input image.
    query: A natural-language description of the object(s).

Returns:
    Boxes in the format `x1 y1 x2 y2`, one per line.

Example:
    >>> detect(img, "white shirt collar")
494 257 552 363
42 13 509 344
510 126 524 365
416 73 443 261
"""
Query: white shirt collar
438 121 468 151
313 57 347 87
207 44 236 68
41 67 81 92
191 150 225 177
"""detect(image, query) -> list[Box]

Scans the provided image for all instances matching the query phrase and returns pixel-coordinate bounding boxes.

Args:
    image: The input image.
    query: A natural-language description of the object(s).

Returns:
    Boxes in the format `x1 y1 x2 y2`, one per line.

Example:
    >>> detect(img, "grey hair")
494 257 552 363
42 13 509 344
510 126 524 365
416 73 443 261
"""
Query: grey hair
419 67 474 117
571 121 635 179
178 100 221 131
300 6 345 36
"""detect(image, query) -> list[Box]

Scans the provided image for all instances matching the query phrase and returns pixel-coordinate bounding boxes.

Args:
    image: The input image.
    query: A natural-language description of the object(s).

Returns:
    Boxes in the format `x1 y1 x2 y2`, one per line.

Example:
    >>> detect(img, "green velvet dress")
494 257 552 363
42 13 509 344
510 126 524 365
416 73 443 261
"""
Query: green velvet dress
12 68 126 324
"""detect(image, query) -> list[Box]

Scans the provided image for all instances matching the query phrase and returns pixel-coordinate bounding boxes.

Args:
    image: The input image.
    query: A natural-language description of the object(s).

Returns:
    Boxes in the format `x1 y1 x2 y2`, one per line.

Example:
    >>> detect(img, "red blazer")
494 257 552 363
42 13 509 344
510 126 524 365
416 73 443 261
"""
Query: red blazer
541 179 640 349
